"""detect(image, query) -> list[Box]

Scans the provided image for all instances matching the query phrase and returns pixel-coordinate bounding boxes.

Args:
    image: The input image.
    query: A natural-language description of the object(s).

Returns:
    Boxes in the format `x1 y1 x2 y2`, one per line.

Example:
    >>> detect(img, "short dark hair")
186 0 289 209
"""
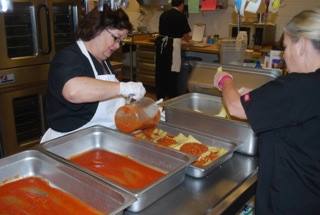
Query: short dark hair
76 6 133 41
171 0 184 7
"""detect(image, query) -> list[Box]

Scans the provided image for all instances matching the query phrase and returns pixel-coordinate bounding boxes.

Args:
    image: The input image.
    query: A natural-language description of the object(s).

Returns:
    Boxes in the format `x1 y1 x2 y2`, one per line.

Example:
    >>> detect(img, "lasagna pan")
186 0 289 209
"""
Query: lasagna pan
133 122 236 178
163 93 257 156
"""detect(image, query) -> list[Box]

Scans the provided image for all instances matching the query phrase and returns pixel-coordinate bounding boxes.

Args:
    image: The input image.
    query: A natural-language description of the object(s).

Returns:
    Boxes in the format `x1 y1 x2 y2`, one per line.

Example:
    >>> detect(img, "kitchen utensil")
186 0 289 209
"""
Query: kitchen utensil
115 97 161 133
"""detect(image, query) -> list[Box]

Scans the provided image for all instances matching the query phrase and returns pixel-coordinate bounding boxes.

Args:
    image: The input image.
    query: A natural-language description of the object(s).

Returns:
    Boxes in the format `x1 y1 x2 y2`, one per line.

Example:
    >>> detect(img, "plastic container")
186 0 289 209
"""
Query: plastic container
220 39 246 65
207 36 214 44
115 97 161 133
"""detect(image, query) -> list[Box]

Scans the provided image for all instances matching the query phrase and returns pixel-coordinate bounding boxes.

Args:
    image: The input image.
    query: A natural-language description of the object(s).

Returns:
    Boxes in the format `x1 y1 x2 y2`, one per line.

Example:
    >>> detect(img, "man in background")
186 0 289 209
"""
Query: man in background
155 0 191 99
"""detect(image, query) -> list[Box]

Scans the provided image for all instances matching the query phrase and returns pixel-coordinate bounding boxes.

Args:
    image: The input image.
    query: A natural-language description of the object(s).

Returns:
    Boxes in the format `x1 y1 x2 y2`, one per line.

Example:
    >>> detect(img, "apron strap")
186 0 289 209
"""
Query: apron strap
77 40 99 77
103 60 114 75
160 36 169 54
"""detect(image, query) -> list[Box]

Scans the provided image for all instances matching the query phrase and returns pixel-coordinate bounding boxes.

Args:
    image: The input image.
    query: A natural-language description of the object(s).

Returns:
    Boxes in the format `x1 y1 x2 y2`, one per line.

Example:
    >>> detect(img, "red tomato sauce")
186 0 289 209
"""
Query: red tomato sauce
70 149 166 190
115 105 143 133
115 105 161 133
0 176 103 215
157 136 177 147
179 142 209 157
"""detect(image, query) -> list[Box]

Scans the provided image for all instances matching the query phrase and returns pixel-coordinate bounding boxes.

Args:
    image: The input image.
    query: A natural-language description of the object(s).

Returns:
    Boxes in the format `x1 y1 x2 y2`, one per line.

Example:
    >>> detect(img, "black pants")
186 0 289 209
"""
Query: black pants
155 36 172 99
167 72 179 98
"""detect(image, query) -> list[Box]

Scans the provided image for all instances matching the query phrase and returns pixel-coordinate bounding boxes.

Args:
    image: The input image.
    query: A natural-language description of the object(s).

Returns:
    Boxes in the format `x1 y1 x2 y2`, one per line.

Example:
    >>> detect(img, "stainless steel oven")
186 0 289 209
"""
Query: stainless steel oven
0 0 84 156
0 0 83 69
0 64 48 156
52 0 84 52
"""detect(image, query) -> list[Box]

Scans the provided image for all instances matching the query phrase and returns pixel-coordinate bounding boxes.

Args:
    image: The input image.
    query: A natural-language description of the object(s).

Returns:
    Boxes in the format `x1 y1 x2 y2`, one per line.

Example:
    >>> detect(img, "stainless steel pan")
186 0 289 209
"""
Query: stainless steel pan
39 125 194 212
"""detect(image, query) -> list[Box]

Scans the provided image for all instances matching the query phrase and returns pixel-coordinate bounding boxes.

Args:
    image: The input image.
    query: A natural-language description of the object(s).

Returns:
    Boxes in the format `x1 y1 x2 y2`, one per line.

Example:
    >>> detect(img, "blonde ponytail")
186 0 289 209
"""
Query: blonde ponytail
284 8 320 50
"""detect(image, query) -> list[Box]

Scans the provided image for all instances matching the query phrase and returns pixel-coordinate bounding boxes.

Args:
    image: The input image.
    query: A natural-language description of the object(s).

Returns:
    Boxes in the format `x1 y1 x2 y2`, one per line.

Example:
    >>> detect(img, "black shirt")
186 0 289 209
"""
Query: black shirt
46 43 114 132
159 8 191 38
241 69 320 215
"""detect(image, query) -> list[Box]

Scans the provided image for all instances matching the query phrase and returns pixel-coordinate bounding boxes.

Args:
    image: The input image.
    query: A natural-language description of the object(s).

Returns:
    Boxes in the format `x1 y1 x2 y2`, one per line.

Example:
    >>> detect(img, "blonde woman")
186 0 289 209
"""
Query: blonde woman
214 9 320 215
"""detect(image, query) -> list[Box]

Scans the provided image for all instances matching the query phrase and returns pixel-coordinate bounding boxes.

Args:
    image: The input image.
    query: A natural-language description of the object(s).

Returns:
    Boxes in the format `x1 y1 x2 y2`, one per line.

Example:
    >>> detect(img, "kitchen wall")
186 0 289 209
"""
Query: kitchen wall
125 0 320 42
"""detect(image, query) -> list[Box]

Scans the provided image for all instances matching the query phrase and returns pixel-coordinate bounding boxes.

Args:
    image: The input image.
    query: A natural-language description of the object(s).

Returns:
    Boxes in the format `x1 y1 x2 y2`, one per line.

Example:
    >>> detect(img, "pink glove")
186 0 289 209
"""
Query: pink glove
213 71 233 90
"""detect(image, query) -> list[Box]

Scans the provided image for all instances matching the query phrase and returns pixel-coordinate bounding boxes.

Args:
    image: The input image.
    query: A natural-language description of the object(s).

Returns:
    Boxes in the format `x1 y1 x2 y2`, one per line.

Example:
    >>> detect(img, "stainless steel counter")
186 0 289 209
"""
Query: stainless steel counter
125 153 258 215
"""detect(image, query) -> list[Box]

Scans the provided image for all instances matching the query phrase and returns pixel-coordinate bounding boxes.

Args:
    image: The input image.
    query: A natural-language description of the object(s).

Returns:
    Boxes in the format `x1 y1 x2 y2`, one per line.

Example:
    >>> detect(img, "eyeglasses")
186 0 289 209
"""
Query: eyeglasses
106 29 123 44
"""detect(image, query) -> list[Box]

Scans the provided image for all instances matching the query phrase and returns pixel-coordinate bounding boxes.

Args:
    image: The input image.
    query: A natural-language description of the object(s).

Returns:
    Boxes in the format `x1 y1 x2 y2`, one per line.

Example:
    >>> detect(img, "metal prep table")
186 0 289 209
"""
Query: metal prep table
125 153 258 215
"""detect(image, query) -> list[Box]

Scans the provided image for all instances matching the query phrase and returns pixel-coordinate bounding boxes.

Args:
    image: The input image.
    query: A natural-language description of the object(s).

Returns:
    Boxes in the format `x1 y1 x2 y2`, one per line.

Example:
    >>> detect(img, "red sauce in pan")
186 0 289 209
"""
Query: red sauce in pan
179 142 209 157
194 151 219 167
0 176 103 215
157 136 177 147
70 149 166 190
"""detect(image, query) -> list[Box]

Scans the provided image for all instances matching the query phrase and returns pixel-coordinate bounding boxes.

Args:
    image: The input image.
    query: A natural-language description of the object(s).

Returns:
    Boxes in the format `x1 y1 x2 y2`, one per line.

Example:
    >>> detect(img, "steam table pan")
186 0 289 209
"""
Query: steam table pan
163 93 257 156
138 122 236 178
0 150 135 215
39 125 194 212
188 62 282 96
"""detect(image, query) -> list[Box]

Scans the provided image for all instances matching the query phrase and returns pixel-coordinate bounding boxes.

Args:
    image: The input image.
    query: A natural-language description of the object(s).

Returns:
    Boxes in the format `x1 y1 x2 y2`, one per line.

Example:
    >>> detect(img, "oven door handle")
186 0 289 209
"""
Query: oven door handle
37 4 52 55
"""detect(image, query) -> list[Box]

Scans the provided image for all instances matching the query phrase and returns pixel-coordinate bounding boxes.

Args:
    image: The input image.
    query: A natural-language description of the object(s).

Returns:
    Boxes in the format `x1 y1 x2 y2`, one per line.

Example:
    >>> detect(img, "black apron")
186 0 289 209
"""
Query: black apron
155 36 190 99
155 35 173 99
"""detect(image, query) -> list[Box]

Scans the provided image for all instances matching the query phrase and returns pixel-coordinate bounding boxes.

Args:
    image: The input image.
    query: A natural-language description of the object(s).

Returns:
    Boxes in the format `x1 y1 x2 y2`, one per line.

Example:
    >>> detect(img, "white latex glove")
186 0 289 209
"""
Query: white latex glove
119 82 146 101
213 71 233 91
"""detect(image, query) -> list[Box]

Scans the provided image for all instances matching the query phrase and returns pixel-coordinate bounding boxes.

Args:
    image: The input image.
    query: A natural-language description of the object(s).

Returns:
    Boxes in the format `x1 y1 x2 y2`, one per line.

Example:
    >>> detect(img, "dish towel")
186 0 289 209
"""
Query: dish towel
171 38 181 72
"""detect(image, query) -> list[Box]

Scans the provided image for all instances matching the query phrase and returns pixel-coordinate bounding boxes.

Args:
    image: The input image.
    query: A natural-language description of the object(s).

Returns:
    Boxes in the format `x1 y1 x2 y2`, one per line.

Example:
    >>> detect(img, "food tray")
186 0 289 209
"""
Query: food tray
135 122 236 178
39 126 194 212
188 62 282 96
0 150 135 215
163 93 257 156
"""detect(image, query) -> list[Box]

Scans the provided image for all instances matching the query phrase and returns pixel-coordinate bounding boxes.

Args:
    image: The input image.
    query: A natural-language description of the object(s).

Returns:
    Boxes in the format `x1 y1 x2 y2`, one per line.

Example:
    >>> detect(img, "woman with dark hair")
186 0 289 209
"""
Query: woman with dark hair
41 6 146 142
214 8 320 215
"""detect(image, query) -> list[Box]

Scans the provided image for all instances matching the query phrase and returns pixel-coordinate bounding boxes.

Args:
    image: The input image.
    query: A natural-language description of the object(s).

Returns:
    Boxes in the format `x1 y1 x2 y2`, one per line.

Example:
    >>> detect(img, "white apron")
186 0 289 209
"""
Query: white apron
171 38 181 72
41 40 125 142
